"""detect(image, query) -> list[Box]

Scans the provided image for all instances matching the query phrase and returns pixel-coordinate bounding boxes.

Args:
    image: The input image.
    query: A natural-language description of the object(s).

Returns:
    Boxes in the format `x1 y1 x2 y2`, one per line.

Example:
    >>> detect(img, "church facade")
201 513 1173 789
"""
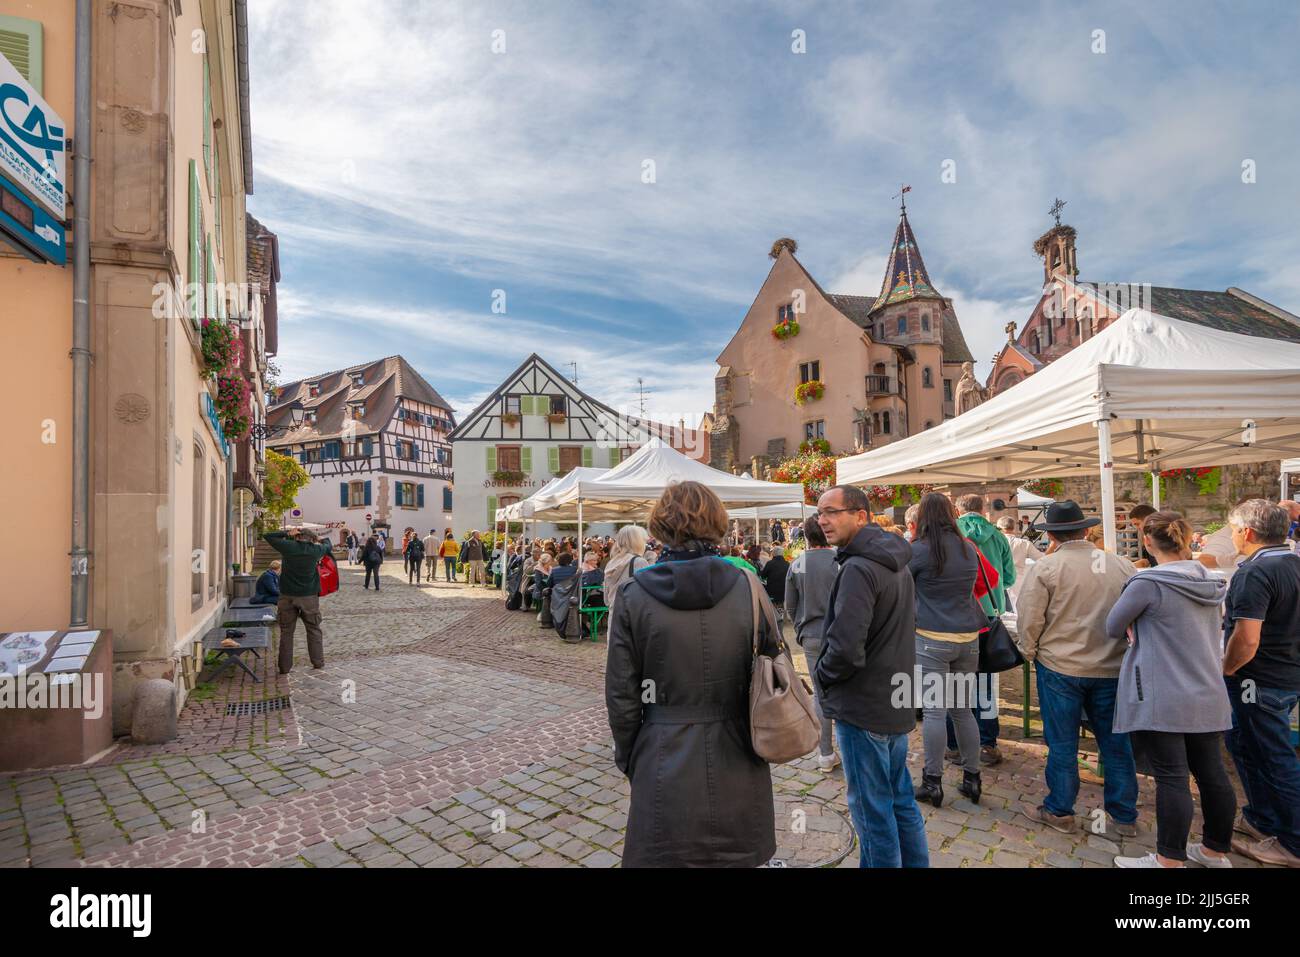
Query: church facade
712 206 975 476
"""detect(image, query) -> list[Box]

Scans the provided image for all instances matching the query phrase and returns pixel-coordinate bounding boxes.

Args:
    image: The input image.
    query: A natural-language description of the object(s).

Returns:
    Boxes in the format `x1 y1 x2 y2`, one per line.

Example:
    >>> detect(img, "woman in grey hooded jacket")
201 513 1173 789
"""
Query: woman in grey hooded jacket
1105 511 1235 869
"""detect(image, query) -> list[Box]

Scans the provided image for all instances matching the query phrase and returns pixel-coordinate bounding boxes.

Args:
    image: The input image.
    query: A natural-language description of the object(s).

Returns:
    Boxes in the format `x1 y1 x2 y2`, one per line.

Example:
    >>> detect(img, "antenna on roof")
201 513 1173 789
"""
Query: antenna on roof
637 378 650 416
567 362 579 386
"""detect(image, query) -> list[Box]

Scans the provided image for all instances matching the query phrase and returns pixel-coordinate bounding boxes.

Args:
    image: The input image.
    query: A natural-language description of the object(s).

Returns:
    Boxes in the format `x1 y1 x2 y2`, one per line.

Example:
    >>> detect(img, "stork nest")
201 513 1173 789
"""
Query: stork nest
1033 224 1076 258
770 237 798 259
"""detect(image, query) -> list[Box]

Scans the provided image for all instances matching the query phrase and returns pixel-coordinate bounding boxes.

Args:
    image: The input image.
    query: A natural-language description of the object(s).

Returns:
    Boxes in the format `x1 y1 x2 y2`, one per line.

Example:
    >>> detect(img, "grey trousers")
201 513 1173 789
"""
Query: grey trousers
277 594 324 672
916 635 981 776
800 634 835 757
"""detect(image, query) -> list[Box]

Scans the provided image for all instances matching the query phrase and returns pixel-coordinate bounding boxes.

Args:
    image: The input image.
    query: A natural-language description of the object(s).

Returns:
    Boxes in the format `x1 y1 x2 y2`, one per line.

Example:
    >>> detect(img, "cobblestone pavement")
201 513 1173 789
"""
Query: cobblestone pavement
0 563 1269 868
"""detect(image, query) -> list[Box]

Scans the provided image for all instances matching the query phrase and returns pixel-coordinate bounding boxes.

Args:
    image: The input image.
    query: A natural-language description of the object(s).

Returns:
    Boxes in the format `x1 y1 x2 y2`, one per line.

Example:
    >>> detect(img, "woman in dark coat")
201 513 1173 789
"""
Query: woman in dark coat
606 480 782 867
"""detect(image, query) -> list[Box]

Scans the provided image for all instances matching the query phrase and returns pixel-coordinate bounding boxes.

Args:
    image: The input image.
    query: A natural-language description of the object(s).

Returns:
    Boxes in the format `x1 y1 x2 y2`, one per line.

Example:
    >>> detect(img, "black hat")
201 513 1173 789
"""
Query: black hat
1030 500 1101 533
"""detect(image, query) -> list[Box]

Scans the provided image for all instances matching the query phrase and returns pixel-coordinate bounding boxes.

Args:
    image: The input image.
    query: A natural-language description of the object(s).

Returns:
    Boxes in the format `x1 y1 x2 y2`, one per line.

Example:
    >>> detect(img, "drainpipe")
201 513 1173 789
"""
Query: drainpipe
70 0 93 627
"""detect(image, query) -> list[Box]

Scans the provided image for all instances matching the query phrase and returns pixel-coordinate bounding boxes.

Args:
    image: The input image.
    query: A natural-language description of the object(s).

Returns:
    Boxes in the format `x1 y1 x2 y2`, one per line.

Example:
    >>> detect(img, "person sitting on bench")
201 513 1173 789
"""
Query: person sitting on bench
251 561 281 606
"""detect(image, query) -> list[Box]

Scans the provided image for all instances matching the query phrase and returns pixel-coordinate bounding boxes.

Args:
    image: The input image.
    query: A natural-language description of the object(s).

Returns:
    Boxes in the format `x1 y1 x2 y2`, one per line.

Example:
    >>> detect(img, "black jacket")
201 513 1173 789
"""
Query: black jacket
606 555 780 867
760 554 789 605
815 525 917 735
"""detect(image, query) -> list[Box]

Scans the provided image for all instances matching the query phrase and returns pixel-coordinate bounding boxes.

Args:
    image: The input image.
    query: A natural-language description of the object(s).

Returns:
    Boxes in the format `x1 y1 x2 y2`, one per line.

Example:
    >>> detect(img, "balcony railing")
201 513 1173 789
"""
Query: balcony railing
865 375 895 396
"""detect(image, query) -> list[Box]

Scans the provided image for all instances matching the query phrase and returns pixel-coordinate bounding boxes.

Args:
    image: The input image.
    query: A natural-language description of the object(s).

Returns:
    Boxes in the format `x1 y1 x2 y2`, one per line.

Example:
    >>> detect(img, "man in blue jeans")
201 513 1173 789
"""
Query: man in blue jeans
1222 500 1300 868
1014 501 1139 835
814 485 927 868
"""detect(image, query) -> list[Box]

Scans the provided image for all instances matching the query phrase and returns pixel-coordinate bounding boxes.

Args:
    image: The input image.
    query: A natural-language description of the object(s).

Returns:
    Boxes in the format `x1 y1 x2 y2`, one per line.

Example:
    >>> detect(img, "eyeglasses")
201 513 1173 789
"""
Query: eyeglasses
816 507 864 518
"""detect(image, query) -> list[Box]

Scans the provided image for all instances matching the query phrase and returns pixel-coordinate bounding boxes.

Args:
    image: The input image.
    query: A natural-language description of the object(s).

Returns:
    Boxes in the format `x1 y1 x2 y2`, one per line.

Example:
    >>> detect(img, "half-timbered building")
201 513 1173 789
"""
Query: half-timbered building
266 356 456 541
450 354 707 536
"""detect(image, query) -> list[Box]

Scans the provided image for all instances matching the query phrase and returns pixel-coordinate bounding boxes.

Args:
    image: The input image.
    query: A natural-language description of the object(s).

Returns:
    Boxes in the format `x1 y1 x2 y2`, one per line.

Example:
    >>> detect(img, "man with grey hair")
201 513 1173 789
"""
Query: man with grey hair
263 527 334 674
1222 499 1300 868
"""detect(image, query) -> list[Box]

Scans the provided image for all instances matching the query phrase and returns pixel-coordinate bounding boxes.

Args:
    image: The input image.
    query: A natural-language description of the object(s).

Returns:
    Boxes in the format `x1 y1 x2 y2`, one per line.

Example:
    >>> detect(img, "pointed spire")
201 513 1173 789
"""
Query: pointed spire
869 203 942 314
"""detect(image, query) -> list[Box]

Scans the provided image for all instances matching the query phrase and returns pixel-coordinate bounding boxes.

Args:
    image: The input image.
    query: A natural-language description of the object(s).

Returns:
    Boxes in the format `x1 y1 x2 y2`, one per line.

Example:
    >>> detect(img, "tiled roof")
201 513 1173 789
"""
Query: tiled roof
1143 286 1300 343
869 210 944 314
827 293 975 364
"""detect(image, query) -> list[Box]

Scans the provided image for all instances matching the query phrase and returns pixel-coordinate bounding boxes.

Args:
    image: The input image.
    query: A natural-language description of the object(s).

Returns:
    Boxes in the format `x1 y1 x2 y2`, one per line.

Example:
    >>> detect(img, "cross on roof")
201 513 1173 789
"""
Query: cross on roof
1049 197 1067 227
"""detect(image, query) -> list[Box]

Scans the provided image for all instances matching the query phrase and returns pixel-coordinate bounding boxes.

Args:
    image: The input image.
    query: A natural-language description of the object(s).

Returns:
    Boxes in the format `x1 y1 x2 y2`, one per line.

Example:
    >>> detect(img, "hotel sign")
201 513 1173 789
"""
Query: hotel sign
0 50 66 219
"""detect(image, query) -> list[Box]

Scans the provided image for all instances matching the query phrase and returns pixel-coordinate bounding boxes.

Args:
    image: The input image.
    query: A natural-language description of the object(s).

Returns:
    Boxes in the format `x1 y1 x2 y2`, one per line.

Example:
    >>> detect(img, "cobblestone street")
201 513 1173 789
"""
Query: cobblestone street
0 564 1266 869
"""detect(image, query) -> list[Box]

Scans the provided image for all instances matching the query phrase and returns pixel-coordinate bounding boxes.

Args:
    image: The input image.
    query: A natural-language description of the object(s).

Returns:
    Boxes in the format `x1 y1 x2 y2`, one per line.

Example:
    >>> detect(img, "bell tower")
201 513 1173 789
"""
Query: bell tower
1034 198 1079 284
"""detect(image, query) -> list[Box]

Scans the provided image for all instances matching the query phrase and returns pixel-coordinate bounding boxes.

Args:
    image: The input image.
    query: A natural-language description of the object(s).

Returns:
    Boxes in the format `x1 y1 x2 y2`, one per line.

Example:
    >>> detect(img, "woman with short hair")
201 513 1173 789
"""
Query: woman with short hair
606 481 782 867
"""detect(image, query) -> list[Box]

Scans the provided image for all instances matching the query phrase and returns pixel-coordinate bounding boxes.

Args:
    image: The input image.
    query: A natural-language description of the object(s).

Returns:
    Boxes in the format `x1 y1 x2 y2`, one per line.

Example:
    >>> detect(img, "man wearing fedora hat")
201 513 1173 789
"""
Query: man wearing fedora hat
1016 501 1139 836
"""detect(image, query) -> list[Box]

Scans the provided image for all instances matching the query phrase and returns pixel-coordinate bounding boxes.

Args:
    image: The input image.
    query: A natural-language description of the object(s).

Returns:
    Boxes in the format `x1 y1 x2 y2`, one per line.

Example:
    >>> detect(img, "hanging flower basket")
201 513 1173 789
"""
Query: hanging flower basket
492 469 527 484
794 380 825 405
772 319 800 341
799 438 831 455
501 413 521 426
1160 466 1221 496
200 318 238 375
1022 477 1065 498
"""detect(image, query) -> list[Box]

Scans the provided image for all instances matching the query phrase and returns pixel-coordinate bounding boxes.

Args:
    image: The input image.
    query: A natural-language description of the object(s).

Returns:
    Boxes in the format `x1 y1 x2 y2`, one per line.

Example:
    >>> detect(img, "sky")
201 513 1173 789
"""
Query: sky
244 0 1300 427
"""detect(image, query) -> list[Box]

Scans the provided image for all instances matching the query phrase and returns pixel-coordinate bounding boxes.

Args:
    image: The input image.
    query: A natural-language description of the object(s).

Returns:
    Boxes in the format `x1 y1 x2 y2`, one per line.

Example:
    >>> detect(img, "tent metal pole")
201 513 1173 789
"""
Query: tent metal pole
1282 465 1290 501
1098 418 1118 552
578 498 585 576
1151 470 1161 509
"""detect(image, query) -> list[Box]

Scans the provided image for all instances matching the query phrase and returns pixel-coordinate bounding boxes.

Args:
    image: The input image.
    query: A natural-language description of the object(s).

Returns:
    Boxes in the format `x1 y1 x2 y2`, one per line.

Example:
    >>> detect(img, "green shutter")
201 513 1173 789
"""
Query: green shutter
205 237 215 318
487 495 498 527
486 447 497 472
582 447 593 468
519 395 531 416
214 142 222 259
188 161 200 325
0 17 43 93
608 447 620 467
203 57 212 188
520 447 532 472
548 446 559 473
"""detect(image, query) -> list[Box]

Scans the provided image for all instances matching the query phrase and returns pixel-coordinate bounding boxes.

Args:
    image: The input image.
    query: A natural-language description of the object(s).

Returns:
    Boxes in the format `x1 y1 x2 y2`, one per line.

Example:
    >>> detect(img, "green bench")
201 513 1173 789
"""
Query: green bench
581 585 608 642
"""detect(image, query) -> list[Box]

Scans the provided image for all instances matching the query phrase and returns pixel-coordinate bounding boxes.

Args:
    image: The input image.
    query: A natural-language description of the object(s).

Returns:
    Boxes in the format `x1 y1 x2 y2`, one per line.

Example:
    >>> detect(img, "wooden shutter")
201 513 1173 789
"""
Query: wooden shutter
608 447 620 467
417 484 425 507
582 447 593 468
395 483 404 507
443 487 453 511
548 446 559 473
0 16 43 92
486 447 497 472
188 161 201 325
412 442 420 461
487 496 497 528
203 57 212 187
362 436 373 456
204 237 215 318
339 484 348 507
520 447 532 472
364 481 372 506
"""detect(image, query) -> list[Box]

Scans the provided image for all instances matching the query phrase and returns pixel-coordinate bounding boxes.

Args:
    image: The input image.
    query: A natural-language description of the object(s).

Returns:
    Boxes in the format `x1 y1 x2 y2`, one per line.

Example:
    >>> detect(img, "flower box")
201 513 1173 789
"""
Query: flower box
546 412 567 425
794 380 825 405
492 469 527 484
799 438 831 455
772 320 800 341
501 413 521 426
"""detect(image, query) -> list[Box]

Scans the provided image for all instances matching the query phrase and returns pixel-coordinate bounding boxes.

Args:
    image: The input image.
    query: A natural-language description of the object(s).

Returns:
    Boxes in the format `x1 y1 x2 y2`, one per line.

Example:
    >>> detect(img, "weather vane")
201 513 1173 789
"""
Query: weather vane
893 184 912 212
1049 197 1066 227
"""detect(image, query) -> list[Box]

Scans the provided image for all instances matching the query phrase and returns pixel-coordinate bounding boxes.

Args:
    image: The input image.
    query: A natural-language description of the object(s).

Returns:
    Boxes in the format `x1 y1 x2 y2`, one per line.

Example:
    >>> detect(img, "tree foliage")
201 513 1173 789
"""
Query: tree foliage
260 449 310 527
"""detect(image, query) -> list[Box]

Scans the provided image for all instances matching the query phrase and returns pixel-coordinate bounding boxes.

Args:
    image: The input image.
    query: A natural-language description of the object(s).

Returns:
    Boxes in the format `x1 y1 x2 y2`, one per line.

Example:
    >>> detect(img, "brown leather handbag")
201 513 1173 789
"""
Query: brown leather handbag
742 570 821 763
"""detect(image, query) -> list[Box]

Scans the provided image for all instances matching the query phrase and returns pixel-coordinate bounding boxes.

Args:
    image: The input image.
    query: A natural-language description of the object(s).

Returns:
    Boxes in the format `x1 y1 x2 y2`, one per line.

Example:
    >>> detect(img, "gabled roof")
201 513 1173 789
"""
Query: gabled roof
1142 286 1300 343
869 208 944 314
267 356 455 446
450 353 658 445
828 292 975 364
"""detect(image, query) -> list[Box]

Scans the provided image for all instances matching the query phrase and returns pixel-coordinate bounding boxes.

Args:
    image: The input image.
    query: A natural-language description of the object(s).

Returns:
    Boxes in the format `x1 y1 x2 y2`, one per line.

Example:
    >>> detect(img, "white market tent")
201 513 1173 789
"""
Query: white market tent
1282 458 1300 499
494 468 607 524
838 309 1300 550
727 502 813 520
1015 488 1055 507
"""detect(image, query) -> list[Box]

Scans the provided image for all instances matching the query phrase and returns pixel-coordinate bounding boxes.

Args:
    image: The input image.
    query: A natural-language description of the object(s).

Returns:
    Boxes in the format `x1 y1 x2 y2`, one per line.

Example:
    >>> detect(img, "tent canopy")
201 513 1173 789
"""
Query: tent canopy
839 309 1300 487
1015 488 1055 507
495 468 606 523
1283 459 1300 474
727 502 813 521
532 439 800 521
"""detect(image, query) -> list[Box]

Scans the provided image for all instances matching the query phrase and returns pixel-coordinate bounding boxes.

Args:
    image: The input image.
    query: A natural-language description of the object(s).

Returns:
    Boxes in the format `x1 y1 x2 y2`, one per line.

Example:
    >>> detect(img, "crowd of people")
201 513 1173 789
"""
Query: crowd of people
256 486 1300 870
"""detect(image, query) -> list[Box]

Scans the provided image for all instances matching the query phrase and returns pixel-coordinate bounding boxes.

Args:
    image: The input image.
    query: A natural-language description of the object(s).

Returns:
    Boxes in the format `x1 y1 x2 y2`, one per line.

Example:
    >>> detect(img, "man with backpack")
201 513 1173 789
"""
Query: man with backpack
263 528 334 674
405 533 426 585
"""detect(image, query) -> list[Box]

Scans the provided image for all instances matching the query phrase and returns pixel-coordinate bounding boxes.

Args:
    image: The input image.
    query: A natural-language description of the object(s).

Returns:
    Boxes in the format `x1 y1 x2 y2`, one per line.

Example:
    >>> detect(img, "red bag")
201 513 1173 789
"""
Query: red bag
318 552 340 597
971 546 999 600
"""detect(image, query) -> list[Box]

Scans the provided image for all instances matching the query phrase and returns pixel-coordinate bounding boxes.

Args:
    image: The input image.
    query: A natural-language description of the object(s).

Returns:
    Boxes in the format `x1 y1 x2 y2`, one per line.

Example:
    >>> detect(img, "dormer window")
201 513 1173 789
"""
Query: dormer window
308 384 320 398
351 404 364 420
304 410 317 425
351 372 364 387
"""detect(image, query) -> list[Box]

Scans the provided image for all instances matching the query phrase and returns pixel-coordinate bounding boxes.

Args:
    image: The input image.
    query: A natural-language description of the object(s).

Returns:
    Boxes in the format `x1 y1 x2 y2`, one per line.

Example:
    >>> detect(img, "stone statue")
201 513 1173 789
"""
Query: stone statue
954 361 989 415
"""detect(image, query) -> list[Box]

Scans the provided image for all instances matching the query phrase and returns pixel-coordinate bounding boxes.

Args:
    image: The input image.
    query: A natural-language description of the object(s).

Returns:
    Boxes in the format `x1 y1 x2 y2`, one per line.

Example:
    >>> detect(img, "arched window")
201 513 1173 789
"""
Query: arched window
922 367 933 388
896 316 906 335
882 411 892 434
921 313 931 332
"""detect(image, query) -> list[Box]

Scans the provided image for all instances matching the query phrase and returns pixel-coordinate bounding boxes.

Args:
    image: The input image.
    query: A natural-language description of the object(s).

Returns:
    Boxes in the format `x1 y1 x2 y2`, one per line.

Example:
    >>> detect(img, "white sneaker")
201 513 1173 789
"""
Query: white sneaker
1187 843 1232 868
817 752 840 772
1115 852 1178 868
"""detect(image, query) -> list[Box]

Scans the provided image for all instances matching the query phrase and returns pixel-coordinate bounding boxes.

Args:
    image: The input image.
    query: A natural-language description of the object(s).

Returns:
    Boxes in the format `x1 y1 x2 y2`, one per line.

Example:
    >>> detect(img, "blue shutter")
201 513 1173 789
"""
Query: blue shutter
417 484 425 507
298 451 307 464
412 442 420 461
395 483 404 507
443 487 453 511
364 481 372 506
340 484 348 507
362 436 373 456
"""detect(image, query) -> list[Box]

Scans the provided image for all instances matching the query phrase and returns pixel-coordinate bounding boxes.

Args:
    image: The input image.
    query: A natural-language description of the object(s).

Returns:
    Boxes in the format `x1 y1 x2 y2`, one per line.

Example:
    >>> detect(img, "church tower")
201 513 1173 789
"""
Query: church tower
1034 199 1079 284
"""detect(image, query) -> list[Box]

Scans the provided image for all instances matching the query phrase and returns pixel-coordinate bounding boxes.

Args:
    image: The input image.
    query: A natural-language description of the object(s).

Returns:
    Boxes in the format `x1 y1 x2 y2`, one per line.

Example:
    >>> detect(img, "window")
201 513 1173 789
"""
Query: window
778 303 796 323
943 378 953 402
897 316 906 335
0 16 43 91
443 486 453 511
921 313 931 332
191 444 205 605
351 372 364 387
1031 332 1041 354
208 464 219 599
559 445 583 472
504 394 521 415
804 420 825 440
550 395 567 415
348 481 365 506
304 410 316 425
882 411 892 434
798 360 821 384
396 439 418 461
309 383 320 398
395 482 424 508
872 412 881 434
922 367 933 388
496 445 521 472
305 447 322 463
854 418 870 448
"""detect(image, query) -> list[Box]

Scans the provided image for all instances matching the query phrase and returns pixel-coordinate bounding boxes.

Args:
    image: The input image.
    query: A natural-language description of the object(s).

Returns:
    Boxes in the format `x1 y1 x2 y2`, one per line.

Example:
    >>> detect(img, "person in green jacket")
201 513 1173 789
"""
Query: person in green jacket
263 528 334 674
953 494 1017 765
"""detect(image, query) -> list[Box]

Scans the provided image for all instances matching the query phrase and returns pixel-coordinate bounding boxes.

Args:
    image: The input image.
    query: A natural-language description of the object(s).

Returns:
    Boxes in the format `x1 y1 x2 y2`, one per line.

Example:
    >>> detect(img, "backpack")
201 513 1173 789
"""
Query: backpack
409 540 426 562
318 553 340 597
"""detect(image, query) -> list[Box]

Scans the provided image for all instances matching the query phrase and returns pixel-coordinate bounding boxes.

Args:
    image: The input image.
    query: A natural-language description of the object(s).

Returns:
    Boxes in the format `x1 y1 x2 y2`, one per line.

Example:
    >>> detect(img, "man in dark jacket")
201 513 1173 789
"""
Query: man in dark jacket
264 528 333 674
250 561 281 606
760 550 789 610
814 484 927 868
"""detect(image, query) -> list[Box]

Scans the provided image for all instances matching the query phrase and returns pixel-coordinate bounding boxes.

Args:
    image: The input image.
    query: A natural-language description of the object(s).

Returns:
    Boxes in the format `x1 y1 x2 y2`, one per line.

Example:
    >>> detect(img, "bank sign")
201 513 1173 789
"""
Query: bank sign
0 51 67 220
